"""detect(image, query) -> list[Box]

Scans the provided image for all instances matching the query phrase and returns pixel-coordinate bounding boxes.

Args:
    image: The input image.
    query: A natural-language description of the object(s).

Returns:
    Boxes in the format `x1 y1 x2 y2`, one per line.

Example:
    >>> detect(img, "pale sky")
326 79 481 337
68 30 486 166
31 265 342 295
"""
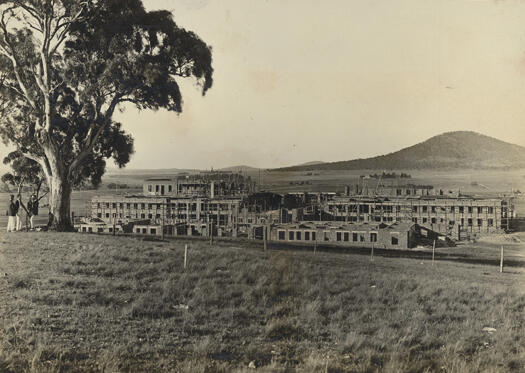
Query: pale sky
3 0 525 170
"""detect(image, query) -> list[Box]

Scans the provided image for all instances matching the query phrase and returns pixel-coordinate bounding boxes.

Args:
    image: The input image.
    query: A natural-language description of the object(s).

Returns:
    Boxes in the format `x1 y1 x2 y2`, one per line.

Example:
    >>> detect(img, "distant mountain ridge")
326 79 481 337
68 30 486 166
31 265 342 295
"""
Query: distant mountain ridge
277 131 525 171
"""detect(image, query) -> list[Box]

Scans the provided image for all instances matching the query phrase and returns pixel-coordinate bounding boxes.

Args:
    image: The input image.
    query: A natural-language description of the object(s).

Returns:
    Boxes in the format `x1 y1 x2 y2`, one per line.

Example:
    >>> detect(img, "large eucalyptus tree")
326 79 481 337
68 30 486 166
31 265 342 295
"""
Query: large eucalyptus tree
0 0 213 230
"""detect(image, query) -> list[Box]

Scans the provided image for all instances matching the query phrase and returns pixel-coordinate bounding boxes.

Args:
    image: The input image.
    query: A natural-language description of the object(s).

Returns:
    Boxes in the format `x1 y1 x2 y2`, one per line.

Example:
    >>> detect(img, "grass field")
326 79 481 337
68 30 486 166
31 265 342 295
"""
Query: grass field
1 232 525 372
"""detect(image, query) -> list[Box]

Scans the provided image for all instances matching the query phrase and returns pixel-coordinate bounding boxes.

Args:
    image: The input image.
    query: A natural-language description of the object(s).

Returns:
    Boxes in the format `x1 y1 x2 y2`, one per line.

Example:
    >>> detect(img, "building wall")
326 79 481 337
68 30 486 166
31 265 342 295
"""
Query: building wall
268 224 414 249
90 195 242 236
325 197 508 237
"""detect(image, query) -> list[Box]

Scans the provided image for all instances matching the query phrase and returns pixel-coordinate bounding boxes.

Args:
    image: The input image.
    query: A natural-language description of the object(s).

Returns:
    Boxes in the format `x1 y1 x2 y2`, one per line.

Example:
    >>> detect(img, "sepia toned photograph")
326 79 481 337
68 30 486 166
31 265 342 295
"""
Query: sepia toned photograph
1 0 525 371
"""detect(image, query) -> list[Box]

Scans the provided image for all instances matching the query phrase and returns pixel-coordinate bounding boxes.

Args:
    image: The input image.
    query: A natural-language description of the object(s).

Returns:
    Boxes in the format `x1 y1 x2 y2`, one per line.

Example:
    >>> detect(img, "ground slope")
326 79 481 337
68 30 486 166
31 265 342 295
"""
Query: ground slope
278 131 525 171
1 232 525 372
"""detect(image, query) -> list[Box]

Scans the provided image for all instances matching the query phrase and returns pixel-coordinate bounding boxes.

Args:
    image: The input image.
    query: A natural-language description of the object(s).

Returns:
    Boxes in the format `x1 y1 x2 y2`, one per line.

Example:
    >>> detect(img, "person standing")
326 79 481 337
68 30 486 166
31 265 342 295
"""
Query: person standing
27 194 39 229
15 195 22 231
6 195 17 232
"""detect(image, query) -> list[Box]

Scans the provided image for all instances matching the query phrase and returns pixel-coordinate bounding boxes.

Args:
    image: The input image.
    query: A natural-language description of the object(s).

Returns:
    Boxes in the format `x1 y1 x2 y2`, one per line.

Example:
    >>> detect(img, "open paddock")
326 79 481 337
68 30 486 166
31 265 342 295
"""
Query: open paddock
0 231 524 372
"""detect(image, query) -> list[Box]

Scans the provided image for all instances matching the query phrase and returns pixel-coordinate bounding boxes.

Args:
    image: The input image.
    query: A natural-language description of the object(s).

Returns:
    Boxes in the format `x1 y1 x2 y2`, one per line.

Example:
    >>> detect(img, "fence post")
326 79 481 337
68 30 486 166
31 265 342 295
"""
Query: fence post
432 240 435 266
500 246 504 273
184 244 188 270
263 226 267 251
210 221 213 245
370 243 374 262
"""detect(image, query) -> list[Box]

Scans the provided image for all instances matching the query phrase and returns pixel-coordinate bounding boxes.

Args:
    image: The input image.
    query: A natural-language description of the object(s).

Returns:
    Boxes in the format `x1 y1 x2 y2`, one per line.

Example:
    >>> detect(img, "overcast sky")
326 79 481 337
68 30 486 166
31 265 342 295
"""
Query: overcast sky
3 0 525 170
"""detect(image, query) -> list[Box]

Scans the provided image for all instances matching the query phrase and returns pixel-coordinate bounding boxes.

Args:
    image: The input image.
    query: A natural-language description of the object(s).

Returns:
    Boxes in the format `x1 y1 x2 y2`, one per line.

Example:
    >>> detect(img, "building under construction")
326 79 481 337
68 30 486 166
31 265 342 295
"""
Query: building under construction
79 175 517 244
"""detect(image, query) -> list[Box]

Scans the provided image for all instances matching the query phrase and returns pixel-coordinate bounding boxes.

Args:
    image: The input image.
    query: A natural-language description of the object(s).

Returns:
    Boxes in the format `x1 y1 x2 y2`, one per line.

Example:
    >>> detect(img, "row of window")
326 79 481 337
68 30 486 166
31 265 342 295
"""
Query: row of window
413 217 494 227
96 212 231 224
147 184 173 193
330 205 497 214
96 202 235 210
277 230 398 245
135 227 157 234
80 226 120 233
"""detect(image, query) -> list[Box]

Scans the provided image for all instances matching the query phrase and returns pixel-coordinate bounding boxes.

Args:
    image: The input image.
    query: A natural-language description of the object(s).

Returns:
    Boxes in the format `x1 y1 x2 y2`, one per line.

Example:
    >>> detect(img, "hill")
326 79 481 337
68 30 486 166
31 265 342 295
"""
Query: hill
297 161 326 166
277 131 525 171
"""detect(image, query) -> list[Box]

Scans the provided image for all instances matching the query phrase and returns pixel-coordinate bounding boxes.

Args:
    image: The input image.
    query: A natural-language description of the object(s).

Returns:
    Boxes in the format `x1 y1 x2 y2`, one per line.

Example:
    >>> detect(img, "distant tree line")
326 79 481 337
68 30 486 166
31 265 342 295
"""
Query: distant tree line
367 172 411 179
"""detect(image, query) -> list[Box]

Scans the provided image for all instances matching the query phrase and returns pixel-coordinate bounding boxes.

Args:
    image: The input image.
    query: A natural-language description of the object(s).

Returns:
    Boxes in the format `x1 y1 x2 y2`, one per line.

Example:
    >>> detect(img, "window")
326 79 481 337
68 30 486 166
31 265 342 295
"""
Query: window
119 203 124 209
148 185 152 192
296 231 302 240
468 207 473 213
422 206 428 213
305 231 310 241
459 207 464 213
488 219 494 226
142 228 147 234
412 218 417 223
344 232 349 242
156 214 161 219
168 185 172 192
413 206 418 213
352 233 358 242
431 218 436 224
141 203 145 209
155 185 159 192
488 207 494 214
106 203 110 208
431 206 436 213
97 203 101 208
97 213 102 218
370 232 377 242
477 219 482 227
289 231 294 240
148 214 152 219
449 220 455 226
112 203 116 208
150 228 156 235
477 207 483 214
98 228 103 233
468 218 473 226
450 206 455 213
105 213 109 218
336 232 342 241
148 204 153 209
82 227 86 232
391 235 399 245
324 231 330 241
359 233 365 242
311 232 316 241
422 218 427 223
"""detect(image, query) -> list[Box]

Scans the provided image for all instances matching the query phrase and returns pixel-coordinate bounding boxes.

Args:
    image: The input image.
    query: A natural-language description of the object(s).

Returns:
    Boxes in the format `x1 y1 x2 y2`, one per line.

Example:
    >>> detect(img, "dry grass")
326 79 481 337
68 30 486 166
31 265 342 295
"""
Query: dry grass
0 232 524 372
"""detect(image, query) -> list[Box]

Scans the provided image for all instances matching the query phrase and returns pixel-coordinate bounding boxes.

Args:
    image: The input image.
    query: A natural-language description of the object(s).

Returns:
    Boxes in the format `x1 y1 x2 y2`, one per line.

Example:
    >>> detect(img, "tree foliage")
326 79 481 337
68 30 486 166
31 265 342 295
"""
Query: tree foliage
0 0 213 229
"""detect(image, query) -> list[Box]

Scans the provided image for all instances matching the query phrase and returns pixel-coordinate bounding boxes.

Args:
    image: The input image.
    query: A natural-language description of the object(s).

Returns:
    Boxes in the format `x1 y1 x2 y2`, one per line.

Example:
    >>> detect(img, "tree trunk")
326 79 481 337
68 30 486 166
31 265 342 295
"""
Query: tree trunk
47 173 73 231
